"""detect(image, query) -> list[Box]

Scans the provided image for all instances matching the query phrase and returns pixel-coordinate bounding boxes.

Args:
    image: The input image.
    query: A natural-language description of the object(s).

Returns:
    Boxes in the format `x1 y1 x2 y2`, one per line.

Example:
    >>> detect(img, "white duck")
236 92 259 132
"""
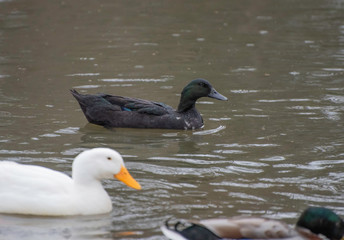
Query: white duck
0 148 141 216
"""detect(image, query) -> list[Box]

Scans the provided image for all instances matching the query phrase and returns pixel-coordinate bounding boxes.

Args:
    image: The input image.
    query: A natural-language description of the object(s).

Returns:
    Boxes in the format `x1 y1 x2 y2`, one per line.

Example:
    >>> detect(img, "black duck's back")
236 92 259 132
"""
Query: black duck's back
71 89 203 129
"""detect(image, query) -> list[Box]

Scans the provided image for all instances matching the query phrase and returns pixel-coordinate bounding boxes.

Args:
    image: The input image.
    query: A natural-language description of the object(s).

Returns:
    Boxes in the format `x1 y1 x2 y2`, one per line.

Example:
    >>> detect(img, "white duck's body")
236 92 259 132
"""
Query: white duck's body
0 148 141 216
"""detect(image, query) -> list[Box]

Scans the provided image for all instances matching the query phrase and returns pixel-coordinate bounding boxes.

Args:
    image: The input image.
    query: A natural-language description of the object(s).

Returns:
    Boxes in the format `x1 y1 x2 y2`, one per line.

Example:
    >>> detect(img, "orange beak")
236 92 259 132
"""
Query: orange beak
115 165 141 190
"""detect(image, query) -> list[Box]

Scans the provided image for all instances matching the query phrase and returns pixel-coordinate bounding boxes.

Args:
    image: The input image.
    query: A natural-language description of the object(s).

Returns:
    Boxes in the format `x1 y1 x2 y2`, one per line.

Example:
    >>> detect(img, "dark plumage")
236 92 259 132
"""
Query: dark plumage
161 207 344 240
71 79 227 129
296 207 344 240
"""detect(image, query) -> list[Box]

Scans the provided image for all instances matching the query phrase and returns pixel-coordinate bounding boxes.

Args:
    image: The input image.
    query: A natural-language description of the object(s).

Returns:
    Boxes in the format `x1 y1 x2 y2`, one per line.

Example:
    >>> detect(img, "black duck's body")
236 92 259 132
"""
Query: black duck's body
71 79 227 130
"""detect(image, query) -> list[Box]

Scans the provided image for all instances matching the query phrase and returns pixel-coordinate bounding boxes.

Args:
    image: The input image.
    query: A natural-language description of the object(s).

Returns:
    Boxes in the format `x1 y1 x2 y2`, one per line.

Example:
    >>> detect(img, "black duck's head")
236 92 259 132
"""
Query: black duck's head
178 79 227 112
296 207 344 240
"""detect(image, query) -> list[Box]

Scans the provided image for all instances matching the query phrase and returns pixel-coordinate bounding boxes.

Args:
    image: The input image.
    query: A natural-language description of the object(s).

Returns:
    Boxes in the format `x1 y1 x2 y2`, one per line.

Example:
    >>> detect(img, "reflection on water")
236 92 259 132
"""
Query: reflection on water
0 0 344 239
0 214 114 240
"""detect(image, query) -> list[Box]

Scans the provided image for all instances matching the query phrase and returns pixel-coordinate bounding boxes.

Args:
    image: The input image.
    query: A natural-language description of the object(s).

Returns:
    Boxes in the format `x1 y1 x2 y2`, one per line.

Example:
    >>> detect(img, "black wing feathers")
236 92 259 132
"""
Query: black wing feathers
101 94 171 116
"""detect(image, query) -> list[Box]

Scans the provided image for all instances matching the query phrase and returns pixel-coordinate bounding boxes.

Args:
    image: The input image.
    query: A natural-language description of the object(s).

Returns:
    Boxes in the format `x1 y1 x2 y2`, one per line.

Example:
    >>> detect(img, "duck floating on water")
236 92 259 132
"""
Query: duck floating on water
161 207 344 240
71 79 227 130
0 148 141 216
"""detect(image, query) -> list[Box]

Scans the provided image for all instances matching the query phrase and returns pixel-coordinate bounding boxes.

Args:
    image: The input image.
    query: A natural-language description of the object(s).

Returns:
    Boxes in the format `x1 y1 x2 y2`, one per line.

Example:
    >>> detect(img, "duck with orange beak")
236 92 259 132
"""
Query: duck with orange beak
0 148 141 216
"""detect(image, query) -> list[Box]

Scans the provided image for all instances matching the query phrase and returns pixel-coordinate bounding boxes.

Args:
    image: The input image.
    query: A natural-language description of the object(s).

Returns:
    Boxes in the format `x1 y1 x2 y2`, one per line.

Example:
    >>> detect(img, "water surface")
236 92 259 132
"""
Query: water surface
0 0 343 239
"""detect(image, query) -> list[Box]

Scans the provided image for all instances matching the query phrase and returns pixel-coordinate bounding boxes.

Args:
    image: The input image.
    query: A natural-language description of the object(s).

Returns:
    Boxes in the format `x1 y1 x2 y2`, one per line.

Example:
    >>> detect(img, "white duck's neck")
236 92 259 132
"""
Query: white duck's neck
72 169 103 187
71 176 112 215
72 156 104 187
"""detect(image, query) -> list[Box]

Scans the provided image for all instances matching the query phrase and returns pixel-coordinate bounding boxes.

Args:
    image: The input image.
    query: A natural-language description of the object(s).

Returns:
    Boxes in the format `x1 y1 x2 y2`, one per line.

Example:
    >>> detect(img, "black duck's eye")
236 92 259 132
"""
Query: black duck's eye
199 82 206 87
107 157 112 160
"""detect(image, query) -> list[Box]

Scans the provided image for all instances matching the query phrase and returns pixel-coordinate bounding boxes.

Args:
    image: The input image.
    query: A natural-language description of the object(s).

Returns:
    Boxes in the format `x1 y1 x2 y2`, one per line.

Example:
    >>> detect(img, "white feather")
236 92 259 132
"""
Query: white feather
0 148 133 216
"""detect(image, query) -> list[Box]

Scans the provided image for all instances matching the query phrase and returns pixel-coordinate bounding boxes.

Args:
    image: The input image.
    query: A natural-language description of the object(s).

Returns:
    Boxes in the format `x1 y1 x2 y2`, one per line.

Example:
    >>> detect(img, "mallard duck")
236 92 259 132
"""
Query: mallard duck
0 148 141 216
161 207 344 240
71 78 227 129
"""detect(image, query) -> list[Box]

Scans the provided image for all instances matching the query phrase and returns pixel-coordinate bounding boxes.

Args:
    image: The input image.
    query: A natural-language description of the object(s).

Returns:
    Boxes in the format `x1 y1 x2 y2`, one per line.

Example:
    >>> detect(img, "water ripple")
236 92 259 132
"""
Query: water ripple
229 192 266 202
216 143 279 148
273 192 342 203
147 156 228 165
260 156 286 162
258 98 313 103
211 181 281 189
174 153 225 159
99 78 169 83
193 125 226 135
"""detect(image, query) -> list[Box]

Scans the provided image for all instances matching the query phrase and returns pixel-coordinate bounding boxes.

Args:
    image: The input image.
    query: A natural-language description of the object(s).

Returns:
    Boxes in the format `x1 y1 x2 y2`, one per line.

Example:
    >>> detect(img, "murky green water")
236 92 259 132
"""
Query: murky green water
0 0 343 239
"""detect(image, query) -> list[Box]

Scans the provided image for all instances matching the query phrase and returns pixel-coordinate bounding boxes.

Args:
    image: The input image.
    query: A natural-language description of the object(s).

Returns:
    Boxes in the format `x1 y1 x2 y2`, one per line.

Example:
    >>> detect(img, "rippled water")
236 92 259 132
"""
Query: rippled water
0 0 344 239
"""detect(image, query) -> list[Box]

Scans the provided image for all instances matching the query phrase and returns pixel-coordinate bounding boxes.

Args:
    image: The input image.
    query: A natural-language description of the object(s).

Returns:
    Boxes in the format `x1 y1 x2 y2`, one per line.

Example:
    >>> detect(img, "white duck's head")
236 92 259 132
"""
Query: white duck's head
72 148 141 190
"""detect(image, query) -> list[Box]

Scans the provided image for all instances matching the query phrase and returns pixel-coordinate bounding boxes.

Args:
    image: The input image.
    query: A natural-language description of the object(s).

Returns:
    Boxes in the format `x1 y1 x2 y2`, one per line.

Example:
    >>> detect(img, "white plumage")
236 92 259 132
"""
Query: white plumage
0 148 141 216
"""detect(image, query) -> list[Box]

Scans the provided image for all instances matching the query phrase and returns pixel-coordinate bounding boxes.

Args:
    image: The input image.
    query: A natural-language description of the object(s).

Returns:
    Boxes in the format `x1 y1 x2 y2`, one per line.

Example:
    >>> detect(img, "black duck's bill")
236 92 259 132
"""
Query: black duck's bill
208 88 228 101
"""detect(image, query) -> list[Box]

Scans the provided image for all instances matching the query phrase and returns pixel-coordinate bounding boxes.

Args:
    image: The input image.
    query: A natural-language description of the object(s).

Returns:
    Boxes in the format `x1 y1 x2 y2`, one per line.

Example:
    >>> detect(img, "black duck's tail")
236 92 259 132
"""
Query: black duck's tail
161 220 221 240
70 89 81 98
70 89 121 127
70 89 93 113
70 89 83 101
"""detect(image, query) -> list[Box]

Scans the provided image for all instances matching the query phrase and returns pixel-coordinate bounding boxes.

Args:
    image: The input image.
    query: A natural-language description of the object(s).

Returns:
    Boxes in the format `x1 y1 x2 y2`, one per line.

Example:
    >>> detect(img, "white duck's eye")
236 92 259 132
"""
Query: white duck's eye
107 157 112 160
